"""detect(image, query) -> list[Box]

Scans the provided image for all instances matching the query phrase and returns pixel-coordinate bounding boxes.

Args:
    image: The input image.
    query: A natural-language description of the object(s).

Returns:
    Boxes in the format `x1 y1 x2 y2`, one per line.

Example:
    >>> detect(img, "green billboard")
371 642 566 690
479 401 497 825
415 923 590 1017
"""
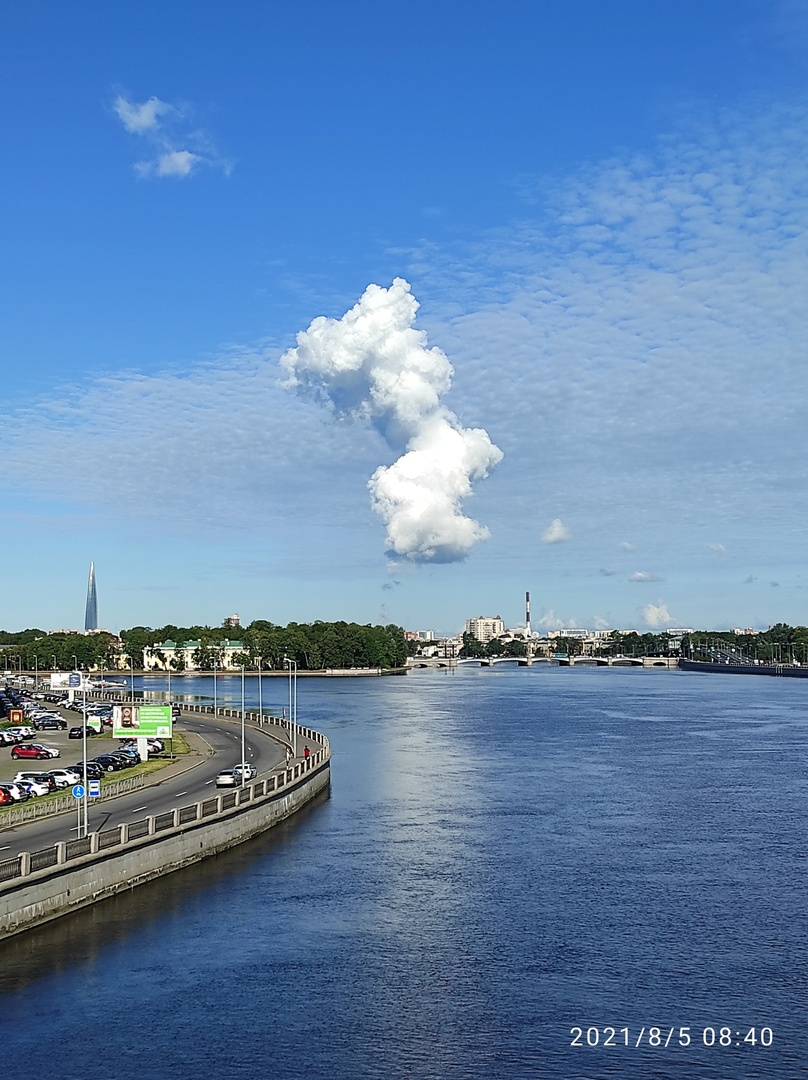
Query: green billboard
112 704 173 739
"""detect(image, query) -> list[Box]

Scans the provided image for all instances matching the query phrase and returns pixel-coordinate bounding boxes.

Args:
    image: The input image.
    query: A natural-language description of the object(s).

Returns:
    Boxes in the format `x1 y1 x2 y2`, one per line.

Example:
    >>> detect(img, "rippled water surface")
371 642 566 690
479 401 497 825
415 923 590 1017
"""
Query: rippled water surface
1 667 806 1079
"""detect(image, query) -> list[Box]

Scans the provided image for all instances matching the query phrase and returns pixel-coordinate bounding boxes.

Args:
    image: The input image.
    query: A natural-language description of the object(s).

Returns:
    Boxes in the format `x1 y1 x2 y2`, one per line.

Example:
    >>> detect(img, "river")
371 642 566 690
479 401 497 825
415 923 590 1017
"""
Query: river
1 666 805 1079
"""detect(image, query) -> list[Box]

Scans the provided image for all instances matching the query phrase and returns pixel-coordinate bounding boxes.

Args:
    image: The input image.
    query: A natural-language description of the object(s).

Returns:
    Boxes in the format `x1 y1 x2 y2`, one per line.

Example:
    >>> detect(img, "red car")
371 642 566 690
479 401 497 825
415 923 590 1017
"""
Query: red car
10 743 59 760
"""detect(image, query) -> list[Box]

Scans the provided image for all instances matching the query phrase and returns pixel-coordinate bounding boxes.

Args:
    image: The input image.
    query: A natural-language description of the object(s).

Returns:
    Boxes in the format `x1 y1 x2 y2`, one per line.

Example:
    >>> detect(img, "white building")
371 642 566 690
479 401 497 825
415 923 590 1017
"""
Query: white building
143 638 248 672
465 616 505 643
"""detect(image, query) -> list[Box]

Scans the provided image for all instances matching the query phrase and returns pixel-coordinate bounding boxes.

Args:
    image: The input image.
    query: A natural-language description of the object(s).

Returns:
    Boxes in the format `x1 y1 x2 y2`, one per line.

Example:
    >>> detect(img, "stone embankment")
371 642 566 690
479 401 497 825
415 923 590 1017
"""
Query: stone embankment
0 720 330 940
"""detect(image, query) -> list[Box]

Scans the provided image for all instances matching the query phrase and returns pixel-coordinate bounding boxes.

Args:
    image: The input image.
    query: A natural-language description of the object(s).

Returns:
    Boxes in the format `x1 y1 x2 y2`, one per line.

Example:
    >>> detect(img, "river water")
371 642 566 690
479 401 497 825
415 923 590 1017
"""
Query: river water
1 666 806 1079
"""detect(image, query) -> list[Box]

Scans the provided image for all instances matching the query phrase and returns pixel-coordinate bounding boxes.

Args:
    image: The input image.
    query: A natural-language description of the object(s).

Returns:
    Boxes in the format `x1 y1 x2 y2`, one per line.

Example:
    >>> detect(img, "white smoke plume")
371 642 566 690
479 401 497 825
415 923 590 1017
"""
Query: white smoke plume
281 278 503 562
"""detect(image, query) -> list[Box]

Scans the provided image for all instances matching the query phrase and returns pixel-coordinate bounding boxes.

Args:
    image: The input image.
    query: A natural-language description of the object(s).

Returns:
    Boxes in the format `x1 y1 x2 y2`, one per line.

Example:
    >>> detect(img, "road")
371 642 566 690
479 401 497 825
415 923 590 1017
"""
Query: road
0 711 288 860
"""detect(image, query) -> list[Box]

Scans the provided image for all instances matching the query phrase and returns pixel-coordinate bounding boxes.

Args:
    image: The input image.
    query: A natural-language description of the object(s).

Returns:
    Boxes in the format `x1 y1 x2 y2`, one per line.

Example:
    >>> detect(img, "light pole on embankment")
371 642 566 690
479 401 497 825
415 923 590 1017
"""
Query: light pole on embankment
284 656 297 759
213 659 217 719
240 664 246 786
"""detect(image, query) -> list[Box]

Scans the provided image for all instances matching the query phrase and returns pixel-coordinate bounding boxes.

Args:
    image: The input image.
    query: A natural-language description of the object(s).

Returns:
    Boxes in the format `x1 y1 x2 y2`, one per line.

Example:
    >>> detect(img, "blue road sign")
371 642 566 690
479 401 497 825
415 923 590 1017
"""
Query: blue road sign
88 779 101 797
72 784 85 799
68 673 81 688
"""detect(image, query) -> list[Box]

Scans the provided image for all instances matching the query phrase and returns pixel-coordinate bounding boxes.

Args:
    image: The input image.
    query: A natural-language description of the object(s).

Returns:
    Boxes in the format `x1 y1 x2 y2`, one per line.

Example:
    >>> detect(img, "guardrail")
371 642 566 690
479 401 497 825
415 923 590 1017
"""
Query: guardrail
0 774 146 825
0 737 329 887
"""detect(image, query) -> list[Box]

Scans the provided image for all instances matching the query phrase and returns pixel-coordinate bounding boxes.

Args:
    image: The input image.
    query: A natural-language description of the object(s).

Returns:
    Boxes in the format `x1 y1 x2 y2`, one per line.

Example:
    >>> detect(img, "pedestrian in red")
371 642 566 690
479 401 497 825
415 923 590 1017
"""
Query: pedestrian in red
303 745 310 760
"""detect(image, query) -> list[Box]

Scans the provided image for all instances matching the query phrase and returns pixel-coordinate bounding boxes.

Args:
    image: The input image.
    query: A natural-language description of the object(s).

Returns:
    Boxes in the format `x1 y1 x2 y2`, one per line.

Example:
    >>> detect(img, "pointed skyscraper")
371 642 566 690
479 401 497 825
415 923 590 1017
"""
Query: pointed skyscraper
84 562 98 632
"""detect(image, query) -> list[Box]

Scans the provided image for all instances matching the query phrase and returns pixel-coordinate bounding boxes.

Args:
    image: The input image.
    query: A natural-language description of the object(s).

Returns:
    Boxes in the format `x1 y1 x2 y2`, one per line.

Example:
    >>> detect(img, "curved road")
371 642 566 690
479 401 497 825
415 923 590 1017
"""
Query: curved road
0 712 288 860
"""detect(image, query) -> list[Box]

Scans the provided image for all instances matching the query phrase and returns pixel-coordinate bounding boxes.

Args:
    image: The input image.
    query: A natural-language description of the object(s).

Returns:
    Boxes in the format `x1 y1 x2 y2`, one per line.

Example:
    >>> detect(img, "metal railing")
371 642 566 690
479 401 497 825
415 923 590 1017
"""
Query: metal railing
0 738 329 888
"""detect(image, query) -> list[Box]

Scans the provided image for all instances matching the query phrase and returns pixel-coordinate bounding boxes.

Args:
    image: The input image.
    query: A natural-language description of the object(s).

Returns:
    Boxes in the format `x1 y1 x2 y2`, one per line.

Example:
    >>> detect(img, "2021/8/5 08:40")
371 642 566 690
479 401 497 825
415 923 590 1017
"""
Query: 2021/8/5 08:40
570 1026 774 1048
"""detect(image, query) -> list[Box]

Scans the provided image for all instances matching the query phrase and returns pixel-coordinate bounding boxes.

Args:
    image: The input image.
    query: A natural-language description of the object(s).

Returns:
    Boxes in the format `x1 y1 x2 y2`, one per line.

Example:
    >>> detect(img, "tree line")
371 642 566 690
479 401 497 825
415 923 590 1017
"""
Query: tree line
0 621 408 672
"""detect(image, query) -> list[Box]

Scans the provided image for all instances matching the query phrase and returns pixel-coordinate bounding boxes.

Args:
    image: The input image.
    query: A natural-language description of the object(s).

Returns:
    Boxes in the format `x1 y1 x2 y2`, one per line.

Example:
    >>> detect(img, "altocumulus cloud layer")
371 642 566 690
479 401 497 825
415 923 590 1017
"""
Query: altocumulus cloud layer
281 279 503 562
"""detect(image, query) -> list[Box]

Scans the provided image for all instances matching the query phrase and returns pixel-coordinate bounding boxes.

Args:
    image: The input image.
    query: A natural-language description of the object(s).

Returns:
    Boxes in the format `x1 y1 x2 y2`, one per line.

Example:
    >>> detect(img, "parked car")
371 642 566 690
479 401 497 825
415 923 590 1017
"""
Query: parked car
14 770 58 792
69 726 98 739
93 754 127 772
35 716 68 730
0 788 13 805
112 748 141 764
11 743 60 760
48 768 81 787
0 782 31 802
108 751 138 768
6 726 36 740
15 778 51 797
70 761 106 782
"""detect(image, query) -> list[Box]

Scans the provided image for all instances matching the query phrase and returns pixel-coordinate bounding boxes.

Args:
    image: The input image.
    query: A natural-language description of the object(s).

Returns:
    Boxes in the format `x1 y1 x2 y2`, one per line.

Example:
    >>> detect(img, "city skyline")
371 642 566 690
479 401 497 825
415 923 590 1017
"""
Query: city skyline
2 3 808 635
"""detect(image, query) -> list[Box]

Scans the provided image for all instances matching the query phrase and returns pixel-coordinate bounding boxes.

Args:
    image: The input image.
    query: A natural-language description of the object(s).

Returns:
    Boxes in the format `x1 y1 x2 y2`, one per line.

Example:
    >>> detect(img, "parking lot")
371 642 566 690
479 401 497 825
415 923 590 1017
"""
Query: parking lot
0 689 170 805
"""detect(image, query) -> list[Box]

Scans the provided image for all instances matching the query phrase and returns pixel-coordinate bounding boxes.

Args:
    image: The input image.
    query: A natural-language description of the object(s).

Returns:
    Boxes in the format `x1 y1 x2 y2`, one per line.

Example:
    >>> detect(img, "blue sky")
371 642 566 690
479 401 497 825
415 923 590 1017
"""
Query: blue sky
2 0 808 636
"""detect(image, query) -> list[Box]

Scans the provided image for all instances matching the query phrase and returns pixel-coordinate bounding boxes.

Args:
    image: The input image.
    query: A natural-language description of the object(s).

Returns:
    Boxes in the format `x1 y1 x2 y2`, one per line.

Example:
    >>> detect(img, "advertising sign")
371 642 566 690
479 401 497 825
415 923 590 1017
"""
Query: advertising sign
8 708 23 724
50 673 91 690
112 704 172 739
86 715 103 734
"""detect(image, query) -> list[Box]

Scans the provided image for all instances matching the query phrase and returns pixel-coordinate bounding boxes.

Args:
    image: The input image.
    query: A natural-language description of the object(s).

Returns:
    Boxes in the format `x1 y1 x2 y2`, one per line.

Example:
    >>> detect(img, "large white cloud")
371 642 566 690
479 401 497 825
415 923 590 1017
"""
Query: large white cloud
281 279 502 562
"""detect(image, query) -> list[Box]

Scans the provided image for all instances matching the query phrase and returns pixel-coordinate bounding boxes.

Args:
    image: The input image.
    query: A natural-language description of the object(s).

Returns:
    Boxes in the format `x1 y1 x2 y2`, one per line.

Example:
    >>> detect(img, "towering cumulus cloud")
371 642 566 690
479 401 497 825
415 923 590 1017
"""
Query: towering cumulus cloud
281 278 503 562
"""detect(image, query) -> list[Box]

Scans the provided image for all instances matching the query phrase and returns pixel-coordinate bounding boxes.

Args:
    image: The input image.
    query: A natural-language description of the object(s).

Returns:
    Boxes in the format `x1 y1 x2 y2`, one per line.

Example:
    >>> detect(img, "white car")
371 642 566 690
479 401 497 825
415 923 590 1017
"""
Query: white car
215 769 238 788
48 768 81 788
233 762 257 781
16 778 50 797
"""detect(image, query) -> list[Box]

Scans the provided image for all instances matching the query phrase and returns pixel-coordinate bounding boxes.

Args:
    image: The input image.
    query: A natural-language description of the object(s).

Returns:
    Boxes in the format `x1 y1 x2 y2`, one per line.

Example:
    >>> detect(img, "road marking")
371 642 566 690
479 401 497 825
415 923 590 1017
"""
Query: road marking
173 791 187 798
204 779 213 785
0 845 10 851
132 805 148 813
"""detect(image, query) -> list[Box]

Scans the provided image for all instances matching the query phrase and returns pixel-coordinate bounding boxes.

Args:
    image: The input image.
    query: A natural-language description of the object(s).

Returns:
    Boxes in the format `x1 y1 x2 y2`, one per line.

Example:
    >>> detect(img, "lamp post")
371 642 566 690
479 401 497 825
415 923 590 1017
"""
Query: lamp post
130 657 135 703
257 656 263 726
284 656 297 759
213 658 217 718
240 664 246 786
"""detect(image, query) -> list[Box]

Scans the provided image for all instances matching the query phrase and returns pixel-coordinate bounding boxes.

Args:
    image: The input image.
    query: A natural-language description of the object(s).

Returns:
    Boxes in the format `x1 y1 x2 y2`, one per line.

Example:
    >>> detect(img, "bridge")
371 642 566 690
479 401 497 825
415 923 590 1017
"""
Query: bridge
408 656 676 670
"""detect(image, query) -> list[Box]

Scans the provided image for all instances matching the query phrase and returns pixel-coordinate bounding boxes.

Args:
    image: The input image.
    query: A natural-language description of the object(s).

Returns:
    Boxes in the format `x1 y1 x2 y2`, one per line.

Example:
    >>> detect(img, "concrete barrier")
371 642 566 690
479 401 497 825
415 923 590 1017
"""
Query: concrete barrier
0 736 330 940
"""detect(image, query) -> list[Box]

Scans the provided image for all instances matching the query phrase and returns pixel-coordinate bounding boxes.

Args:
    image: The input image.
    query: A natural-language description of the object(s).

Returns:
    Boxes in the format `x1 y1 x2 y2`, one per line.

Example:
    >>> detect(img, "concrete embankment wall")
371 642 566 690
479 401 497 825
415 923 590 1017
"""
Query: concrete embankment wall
0 742 330 941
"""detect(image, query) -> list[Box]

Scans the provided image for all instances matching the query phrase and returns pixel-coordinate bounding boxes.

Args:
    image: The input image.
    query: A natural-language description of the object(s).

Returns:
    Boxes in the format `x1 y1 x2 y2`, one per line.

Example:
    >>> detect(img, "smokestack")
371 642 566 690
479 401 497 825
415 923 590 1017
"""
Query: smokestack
525 591 531 638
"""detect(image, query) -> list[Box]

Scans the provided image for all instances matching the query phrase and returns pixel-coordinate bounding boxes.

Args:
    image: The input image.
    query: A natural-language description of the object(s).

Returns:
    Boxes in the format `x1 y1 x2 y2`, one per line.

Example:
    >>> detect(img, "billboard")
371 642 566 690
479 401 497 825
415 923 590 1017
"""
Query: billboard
112 704 172 739
50 673 91 690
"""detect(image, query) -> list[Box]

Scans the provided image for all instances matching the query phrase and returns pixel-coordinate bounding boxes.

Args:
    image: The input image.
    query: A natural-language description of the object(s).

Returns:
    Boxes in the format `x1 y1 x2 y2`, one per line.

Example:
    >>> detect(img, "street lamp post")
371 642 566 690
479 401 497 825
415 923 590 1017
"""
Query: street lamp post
213 658 217 718
257 656 263 726
284 656 297 759
240 664 246 786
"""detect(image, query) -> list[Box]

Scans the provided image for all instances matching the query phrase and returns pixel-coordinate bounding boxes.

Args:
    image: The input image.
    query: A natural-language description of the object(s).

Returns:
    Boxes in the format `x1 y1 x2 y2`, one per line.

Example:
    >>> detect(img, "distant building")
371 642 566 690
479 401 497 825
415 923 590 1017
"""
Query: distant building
465 615 505 643
143 639 248 672
84 562 98 632
223 614 241 629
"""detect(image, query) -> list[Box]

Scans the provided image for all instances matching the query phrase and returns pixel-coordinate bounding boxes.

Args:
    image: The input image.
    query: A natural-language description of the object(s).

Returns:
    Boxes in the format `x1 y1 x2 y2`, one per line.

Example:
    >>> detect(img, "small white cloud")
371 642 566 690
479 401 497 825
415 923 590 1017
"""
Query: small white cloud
135 151 198 178
629 571 662 582
535 609 579 630
642 602 676 627
707 542 726 554
542 518 570 544
619 541 634 551
114 94 173 133
113 92 228 180
592 615 611 630
600 567 616 576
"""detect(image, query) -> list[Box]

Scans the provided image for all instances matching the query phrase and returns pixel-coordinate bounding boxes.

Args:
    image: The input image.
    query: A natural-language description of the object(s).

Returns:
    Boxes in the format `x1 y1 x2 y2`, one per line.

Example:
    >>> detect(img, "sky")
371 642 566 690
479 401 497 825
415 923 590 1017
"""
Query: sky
2 0 808 636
